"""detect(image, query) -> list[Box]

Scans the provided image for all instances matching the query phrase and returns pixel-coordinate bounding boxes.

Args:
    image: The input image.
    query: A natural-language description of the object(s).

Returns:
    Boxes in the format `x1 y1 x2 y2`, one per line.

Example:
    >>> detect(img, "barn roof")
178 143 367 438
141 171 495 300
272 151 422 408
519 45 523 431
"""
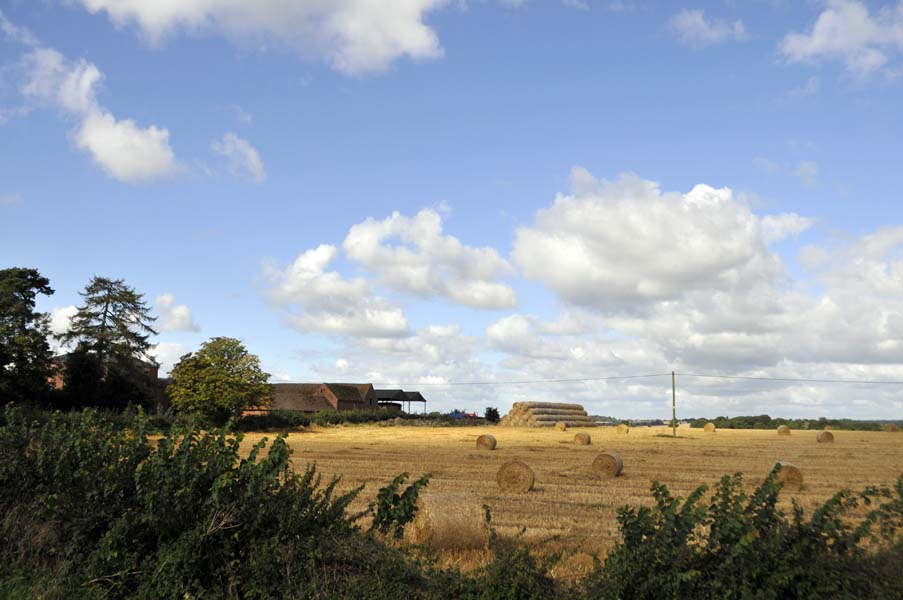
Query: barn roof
373 389 406 401
324 383 369 405
403 391 426 403
270 384 334 412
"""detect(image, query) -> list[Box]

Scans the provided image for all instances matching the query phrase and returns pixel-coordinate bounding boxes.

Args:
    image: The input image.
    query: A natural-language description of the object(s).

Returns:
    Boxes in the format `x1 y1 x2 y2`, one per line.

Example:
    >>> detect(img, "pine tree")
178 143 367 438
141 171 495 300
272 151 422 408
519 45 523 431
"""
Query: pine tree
60 276 158 365
58 277 159 410
0 267 54 403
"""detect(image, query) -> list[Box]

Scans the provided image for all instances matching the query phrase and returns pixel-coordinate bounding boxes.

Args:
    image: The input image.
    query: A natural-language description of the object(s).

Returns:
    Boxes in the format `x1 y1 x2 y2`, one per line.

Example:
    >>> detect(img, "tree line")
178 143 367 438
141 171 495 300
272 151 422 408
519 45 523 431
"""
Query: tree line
0 267 270 421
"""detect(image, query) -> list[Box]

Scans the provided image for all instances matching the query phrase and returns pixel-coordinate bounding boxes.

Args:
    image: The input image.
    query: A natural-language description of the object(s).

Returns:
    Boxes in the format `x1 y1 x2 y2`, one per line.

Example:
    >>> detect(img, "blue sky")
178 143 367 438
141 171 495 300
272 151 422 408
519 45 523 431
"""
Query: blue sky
3 0 903 419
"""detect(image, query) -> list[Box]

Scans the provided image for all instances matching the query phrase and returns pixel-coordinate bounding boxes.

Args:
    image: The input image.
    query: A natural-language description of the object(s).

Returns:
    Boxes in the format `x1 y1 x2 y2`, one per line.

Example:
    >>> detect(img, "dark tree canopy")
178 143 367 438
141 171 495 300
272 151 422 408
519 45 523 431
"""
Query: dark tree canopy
484 406 501 423
59 276 158 365
0 267 54 403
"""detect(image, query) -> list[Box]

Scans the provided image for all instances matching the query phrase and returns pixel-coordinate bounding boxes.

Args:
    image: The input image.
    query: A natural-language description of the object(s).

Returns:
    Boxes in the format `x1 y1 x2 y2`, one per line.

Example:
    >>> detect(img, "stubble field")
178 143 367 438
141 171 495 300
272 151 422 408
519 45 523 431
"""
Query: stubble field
240 424 903 577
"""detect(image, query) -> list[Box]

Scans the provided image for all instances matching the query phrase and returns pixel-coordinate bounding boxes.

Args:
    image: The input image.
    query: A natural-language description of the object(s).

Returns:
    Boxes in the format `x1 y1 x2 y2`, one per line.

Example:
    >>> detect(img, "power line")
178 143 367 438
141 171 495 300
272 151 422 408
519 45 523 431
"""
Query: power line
270 371 903 388
274 373 672 387
679 372 903 385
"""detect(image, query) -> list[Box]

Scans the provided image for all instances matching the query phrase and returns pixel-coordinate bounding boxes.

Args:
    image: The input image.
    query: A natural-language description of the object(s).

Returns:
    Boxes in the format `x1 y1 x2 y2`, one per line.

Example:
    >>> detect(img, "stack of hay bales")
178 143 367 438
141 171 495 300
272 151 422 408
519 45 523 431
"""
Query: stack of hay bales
499 402 597 427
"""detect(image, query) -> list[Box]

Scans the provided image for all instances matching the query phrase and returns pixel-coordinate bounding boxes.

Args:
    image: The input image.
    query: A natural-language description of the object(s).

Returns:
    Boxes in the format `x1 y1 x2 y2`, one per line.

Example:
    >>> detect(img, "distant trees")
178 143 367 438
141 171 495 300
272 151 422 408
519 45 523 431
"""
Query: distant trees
168 337 272 423
484 406 500 423
0 268 54 403
58 276 159 410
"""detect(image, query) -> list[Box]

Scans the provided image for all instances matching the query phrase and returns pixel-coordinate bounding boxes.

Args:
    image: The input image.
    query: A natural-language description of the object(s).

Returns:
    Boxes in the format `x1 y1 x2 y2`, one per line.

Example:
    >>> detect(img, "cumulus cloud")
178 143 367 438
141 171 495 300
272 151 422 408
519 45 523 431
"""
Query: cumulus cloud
668 9 746 47
50 305 77 337
20 47 177 182
212 132 266 183
155 293 200 332
72 0 448 75
149 342 188 376
264 244 410 337
512 168 796 310
343 208 517 309
780 0 903 75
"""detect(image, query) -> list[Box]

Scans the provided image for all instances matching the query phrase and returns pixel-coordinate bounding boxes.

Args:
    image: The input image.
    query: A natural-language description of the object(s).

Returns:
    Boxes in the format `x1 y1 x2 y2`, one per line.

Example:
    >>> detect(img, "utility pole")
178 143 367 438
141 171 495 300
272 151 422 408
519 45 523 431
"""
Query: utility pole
672 371 677 438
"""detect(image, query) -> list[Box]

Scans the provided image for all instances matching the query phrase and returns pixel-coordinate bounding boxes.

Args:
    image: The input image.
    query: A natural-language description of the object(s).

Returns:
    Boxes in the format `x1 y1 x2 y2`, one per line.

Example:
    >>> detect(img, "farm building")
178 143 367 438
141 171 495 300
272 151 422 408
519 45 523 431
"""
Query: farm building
264 383 377 413
373 389 427 413
48 351 159 390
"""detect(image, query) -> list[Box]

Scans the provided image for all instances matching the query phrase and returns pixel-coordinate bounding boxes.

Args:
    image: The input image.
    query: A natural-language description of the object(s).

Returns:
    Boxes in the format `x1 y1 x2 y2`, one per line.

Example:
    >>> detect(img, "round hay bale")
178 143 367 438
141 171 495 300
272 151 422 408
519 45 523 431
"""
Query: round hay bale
816 431 834 443
777 425 791 436
703 422 716 433
555 421 568 431
824 425 833 431
574 432 591 445
476 434 497 450
886 424 899 433
592 451 623 478
771 461 802 490
497 460 535 493
616 423 629 434
406 492 489 550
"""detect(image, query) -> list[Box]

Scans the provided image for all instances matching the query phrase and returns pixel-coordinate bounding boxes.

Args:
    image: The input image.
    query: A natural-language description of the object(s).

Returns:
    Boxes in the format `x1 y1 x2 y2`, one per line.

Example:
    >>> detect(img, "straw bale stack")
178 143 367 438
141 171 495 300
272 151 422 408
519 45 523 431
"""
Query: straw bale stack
406 493 489 550
499 402 597 428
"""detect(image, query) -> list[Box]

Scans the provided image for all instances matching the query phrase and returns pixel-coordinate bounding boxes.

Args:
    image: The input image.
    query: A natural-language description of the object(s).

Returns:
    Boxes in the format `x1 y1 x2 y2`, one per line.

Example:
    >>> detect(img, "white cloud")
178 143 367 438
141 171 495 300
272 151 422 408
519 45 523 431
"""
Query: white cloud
780 0 903 75
49 305 78 353
668 9 747 47
212 132 266 183
264 244 410 337
149 342 187 376
72 0 448 75
155 293 200 332
343 208 517 309
0 8 38 46
761 213 815 244
794 160 818 187
20 47 177 183
512 168 792 310
75 112 176 182
50 305 77 336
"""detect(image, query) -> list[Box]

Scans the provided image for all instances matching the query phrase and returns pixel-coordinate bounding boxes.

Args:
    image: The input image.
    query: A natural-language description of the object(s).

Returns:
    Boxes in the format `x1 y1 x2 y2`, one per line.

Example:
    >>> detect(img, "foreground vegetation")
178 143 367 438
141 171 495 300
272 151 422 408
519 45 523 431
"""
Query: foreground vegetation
3 408 903 599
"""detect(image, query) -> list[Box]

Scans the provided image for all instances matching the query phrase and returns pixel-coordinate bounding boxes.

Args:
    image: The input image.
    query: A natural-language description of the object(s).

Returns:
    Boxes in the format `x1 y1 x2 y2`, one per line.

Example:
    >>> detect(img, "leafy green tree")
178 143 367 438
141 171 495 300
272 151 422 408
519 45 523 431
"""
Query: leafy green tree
59 276 157 364
168 337 272 422
484 406 500 423
0 268 54 403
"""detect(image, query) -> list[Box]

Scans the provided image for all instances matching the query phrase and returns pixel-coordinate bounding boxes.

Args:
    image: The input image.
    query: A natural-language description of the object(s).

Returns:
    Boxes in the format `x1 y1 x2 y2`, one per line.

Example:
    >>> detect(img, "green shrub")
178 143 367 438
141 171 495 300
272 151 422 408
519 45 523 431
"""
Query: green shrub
582 466 903 599
0 406 452 599
237 409 310 430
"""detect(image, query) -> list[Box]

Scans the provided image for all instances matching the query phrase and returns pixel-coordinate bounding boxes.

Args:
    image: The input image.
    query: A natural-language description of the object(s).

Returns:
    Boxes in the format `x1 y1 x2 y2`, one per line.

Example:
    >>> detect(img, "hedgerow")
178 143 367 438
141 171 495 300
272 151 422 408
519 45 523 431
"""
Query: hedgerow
3 406 903 599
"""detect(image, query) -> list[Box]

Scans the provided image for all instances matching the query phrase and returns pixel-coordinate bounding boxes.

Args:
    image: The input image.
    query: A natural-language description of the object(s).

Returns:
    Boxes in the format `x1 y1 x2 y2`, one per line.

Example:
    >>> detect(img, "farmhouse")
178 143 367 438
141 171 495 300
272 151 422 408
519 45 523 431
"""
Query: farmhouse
48 351 159 389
